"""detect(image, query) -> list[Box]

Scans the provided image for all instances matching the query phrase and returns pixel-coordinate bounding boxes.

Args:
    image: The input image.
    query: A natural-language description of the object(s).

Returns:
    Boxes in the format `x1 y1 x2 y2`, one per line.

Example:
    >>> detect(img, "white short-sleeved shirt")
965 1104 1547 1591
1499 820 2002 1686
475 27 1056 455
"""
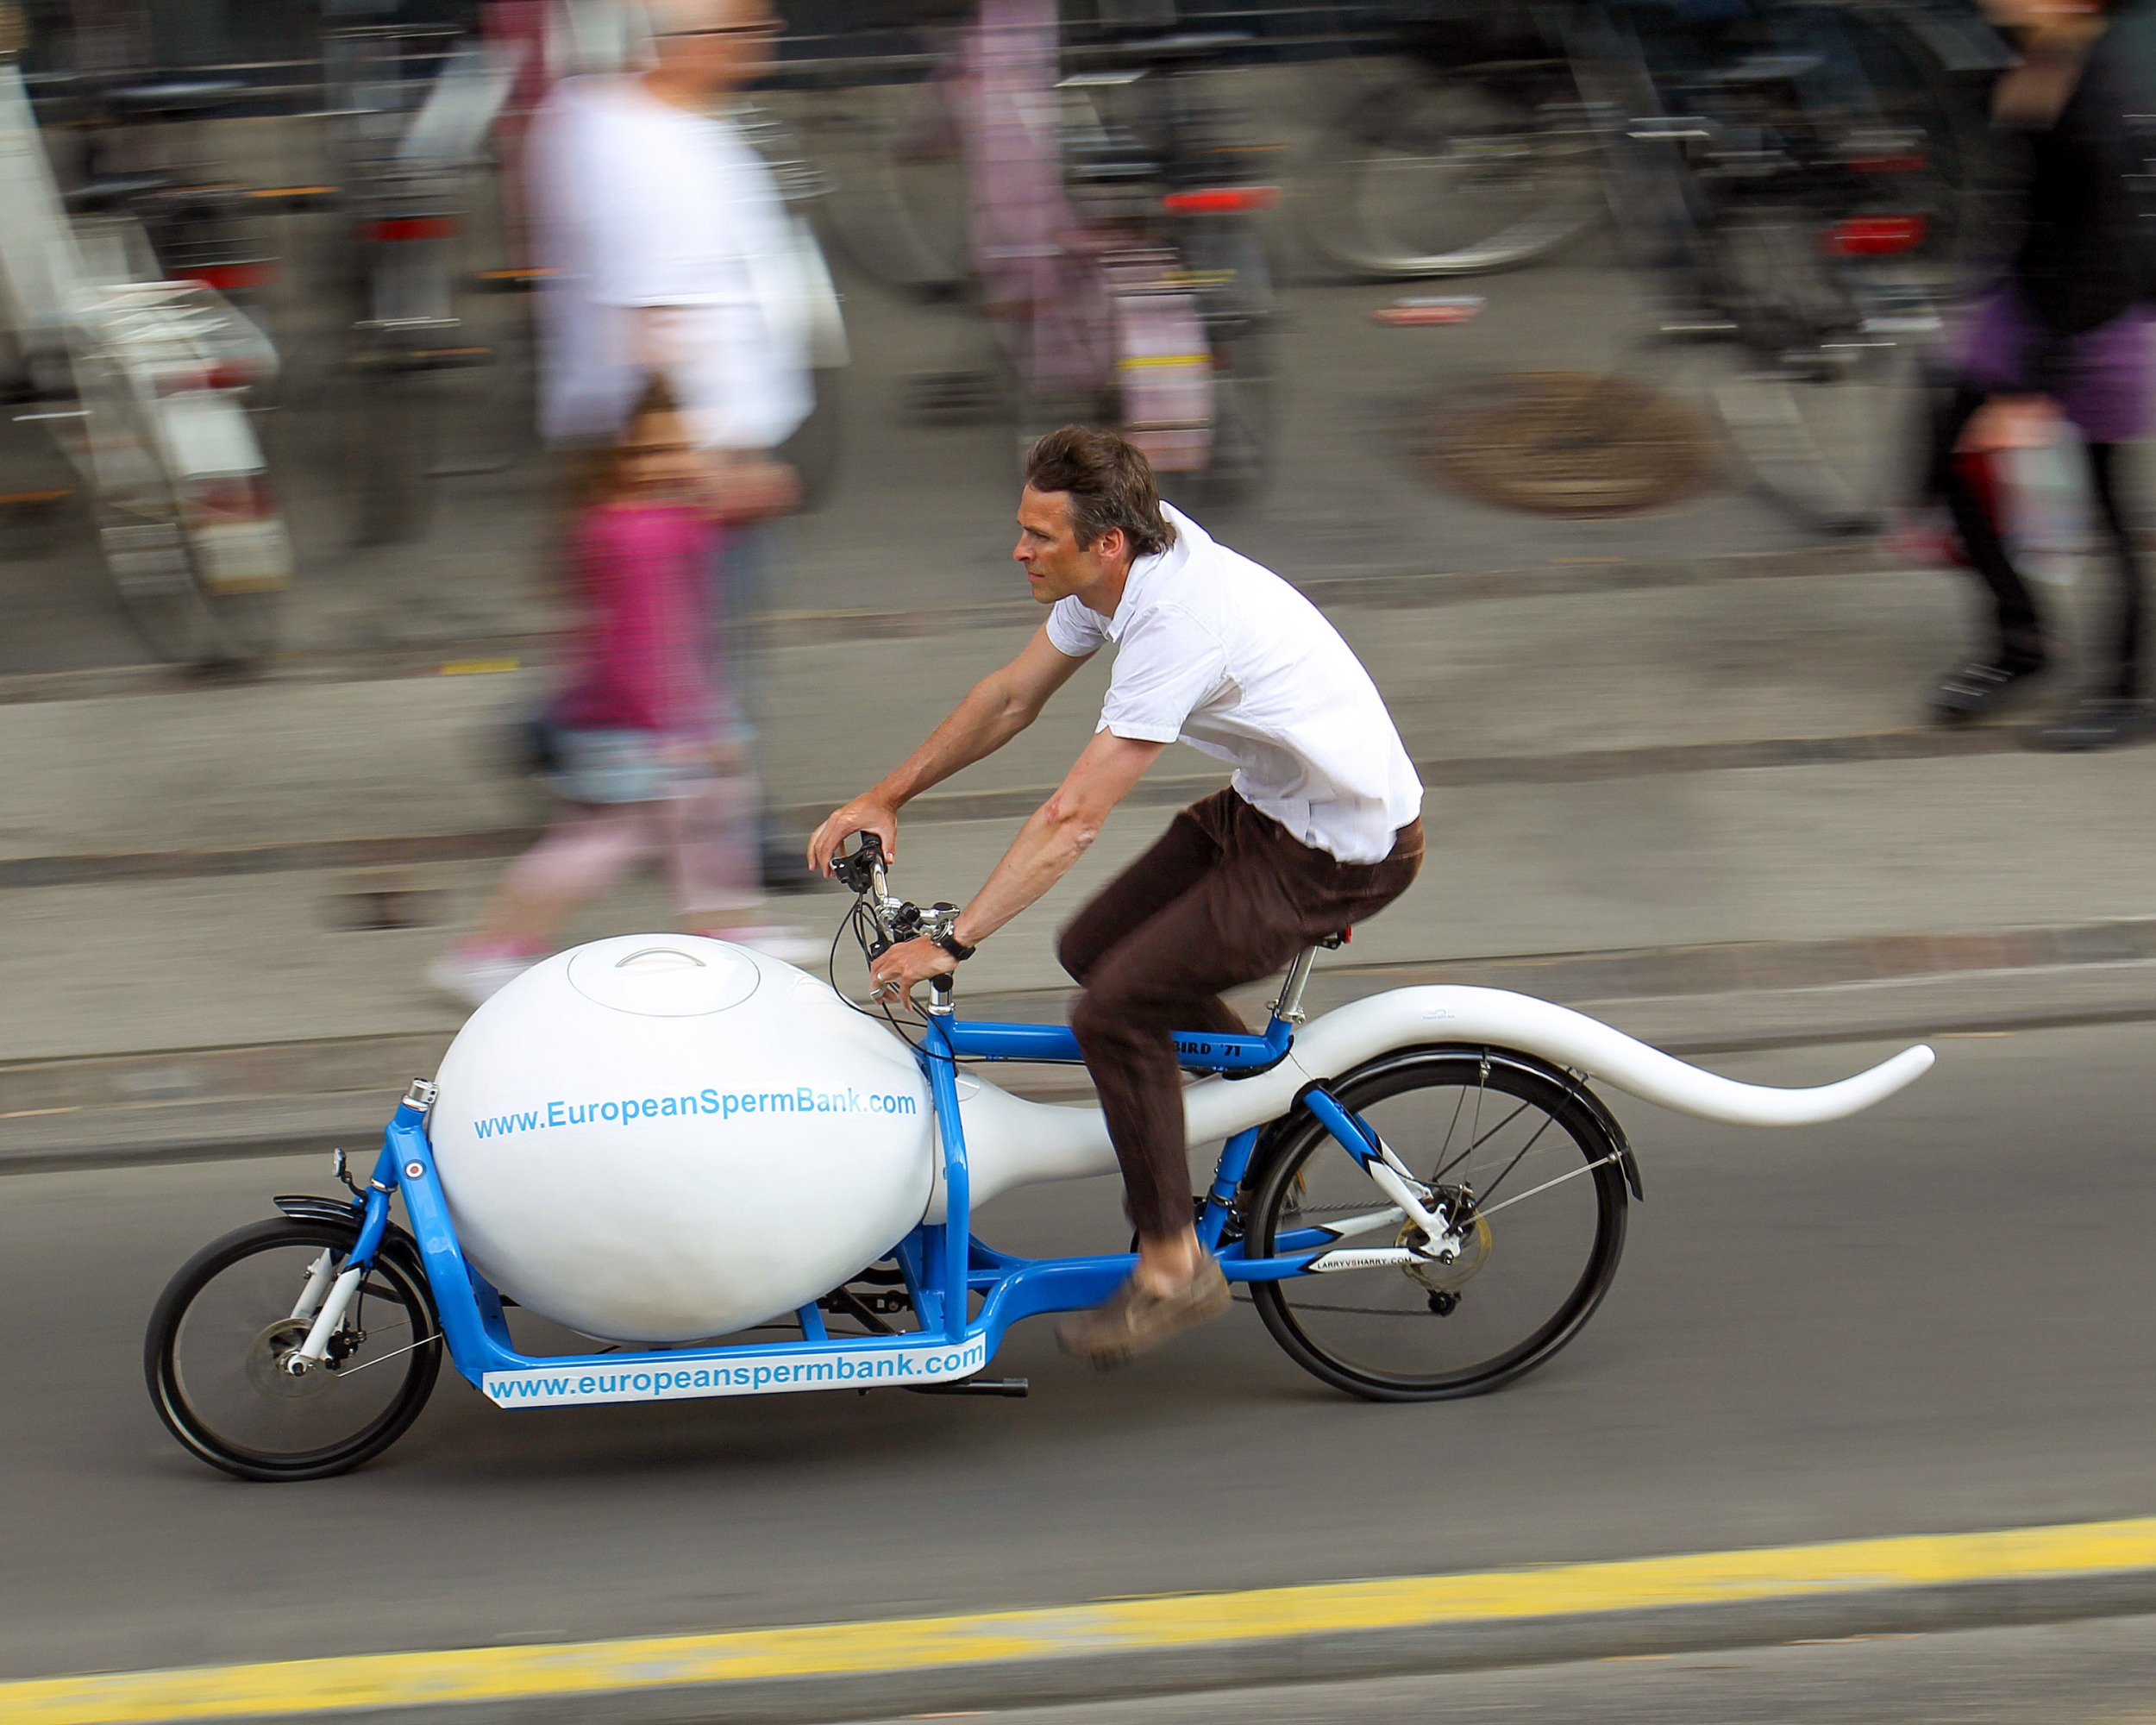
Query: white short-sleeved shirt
530 77 812 451
1044 507 1423 864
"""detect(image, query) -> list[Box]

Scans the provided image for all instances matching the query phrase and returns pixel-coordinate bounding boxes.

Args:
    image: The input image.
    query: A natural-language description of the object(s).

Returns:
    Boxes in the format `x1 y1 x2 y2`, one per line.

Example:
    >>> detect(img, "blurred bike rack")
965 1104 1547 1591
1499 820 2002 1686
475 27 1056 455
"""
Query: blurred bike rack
324 24 519 545
521 0 851 512
0 45 289 666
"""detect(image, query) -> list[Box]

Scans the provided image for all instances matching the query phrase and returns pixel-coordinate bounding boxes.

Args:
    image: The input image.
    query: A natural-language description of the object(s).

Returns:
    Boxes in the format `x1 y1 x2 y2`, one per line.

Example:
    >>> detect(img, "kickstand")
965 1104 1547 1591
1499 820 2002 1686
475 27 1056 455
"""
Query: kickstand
906 1377 1030 1398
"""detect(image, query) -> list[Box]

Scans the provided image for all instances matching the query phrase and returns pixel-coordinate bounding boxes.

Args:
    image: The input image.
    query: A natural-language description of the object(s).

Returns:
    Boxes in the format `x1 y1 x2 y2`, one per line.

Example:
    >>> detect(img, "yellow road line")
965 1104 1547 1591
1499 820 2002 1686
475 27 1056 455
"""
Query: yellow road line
9 1516 2156 1724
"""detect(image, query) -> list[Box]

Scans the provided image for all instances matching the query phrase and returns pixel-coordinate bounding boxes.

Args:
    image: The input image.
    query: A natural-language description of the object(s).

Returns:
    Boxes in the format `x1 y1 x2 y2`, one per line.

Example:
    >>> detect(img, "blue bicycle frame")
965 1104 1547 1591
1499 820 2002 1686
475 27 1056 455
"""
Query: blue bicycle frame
343 1002 1393 1410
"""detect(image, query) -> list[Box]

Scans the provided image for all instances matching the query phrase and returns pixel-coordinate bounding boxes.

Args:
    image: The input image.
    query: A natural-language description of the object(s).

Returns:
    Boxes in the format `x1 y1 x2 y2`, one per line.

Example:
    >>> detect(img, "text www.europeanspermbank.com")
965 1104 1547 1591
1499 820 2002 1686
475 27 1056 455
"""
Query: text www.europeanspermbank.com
471 1085 919 1139
489 1338 987 1403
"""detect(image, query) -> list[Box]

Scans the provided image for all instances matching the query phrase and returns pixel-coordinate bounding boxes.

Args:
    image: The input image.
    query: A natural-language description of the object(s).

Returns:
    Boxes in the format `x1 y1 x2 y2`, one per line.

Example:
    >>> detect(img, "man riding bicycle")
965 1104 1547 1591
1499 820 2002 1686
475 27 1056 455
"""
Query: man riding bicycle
808 429 1423 1366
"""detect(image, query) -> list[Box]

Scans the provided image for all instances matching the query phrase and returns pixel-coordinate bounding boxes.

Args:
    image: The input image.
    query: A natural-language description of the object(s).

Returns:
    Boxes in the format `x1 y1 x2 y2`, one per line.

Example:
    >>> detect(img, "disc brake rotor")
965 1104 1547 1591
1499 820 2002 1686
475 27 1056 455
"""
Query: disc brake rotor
1401 1205 1493 1293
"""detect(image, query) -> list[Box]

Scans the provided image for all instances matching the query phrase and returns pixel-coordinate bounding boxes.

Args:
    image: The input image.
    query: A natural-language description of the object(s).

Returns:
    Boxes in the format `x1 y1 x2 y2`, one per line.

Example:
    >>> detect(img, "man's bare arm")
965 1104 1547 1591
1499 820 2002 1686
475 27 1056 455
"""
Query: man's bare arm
865 731 1165 1007
949 731 1166 947
808 624 1093 871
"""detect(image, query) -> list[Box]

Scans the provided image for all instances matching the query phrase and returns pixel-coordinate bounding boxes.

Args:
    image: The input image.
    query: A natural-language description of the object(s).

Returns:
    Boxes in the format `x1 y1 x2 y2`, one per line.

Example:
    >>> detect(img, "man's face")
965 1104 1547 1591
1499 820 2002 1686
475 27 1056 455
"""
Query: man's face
1013 486 1121 605
654 0 780 97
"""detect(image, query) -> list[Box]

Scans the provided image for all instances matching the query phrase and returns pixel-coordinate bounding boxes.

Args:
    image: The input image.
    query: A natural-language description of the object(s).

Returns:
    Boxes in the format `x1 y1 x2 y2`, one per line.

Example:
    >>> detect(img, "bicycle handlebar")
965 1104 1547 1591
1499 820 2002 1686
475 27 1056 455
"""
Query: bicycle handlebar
832 833 961 969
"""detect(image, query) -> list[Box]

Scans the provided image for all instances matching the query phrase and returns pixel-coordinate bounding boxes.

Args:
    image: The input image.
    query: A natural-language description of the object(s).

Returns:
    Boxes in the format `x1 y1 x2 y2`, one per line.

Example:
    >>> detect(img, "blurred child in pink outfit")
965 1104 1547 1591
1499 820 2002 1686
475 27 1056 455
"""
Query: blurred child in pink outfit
430 379 812 1006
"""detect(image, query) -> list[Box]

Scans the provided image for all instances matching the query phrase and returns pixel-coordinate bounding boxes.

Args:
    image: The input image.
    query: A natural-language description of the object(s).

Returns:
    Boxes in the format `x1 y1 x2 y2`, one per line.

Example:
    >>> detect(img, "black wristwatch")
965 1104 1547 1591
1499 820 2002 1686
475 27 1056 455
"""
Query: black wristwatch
930 927 976 963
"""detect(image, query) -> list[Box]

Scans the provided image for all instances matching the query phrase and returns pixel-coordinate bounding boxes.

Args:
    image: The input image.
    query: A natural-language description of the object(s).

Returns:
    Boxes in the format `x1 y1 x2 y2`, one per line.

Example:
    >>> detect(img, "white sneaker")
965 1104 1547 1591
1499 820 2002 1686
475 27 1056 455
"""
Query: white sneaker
427 947 540 1008
718 926 827 967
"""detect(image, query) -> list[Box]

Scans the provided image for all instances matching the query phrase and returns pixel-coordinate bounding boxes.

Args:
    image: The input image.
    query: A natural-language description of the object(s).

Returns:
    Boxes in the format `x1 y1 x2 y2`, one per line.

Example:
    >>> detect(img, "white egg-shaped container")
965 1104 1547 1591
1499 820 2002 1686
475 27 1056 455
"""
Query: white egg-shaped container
429 934 934 1343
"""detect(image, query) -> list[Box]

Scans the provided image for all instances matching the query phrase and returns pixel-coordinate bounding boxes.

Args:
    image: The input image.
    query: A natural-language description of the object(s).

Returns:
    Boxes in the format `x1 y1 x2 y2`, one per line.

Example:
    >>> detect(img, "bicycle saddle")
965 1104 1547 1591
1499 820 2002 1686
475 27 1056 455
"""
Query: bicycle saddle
1697 51 1827 87
63 173 171 212
1099 29 1249 66
108 78 248 116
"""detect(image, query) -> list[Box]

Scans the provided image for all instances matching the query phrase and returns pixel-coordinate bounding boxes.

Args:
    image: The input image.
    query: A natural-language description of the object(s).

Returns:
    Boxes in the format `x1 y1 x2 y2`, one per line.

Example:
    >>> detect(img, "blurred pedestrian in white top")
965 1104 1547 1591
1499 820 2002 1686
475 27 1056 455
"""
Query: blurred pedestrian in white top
527 0 811 889
528 0 807 508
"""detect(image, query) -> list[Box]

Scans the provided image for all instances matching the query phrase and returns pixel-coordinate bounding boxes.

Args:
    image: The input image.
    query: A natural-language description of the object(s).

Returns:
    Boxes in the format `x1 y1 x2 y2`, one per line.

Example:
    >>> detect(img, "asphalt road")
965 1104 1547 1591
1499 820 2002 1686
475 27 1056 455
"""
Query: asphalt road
846 1614 2156 1725
7 1019 2156 1687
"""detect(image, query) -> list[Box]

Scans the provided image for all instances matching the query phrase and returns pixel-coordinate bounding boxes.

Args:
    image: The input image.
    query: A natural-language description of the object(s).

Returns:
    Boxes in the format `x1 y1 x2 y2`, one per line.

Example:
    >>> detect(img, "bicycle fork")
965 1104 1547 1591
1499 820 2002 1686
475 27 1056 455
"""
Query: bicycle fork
282 1145 402 1373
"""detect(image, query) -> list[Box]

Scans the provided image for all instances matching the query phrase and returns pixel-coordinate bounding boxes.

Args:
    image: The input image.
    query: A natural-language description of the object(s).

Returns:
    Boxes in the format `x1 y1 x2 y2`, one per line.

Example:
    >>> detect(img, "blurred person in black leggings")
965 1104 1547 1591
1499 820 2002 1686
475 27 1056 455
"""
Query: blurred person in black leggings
1928 0 2150 750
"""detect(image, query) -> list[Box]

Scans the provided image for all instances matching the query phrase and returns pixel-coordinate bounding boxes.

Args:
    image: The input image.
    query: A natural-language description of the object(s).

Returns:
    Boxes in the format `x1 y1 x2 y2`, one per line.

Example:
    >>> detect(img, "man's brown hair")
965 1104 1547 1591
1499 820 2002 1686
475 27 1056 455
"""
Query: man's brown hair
1023 426 1178 559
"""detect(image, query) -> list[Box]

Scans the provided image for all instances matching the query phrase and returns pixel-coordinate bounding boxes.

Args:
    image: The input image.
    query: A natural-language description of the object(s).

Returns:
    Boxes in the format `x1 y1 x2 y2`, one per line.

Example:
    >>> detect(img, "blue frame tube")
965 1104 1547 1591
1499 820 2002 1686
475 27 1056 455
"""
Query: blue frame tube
367 1009 1388 1403
918 1016 971 1342
943 1016 1293 1073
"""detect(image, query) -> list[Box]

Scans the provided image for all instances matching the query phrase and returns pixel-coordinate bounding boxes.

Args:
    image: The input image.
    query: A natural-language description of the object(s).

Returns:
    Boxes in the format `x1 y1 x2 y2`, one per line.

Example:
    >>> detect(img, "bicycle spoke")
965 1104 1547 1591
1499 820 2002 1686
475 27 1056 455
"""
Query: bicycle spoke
1476 1111 1558 1204
1252 1055 1627 1398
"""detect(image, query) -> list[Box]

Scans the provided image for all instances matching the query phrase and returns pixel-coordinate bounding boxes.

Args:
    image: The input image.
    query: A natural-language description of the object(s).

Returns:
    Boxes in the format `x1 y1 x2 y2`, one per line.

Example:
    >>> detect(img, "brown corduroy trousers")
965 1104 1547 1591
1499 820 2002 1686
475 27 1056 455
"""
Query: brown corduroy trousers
1056 788 1425 1240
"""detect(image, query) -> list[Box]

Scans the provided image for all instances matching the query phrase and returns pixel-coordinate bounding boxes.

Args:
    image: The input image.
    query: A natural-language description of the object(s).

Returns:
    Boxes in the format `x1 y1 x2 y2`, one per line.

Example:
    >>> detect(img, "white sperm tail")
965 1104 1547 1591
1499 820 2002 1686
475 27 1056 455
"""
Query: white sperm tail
941 985 1935 1216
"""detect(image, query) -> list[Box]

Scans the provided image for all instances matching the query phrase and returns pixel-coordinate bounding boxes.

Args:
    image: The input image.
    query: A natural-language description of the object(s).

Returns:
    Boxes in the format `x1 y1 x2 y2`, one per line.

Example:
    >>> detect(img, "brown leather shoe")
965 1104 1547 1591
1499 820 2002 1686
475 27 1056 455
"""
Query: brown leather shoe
1056 1258 1232 1371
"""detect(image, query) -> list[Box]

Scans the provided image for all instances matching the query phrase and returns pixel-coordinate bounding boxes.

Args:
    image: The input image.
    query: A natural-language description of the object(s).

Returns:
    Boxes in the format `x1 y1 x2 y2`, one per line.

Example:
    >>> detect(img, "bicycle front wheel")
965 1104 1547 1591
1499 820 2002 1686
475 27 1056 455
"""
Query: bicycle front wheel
1294 61 1601 280
1247 1049 1628 1401
1683 216 1931 536
146 1217 442 1481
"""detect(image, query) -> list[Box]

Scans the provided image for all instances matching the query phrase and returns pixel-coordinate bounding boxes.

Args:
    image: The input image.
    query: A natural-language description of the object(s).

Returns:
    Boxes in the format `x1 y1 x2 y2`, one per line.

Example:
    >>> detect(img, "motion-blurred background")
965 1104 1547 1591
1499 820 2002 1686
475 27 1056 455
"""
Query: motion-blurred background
8 1 2156 1716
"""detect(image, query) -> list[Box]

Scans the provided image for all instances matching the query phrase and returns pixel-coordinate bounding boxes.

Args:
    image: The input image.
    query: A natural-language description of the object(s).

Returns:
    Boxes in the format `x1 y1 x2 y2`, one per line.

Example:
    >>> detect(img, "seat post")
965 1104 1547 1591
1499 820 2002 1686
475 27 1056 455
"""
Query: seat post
1269 946 1320 1026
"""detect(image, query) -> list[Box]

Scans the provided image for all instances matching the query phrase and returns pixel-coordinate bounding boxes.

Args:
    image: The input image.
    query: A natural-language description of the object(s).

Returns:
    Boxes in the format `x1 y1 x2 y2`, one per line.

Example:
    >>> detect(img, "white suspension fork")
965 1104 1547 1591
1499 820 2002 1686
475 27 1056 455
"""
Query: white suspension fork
292 1266 367 1369
289 1249 336 1322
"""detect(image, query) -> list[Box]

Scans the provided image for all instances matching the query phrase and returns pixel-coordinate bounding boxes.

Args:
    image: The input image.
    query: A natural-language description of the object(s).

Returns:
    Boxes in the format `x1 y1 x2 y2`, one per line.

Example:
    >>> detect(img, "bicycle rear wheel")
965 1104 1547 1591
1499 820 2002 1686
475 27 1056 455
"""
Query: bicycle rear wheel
72 351 283 667
146 1217 442 1481
1185 218 1277 508
1680 216 1931 535
1294 60 1601 279
821 68 973 298
1247 1049 1629 1401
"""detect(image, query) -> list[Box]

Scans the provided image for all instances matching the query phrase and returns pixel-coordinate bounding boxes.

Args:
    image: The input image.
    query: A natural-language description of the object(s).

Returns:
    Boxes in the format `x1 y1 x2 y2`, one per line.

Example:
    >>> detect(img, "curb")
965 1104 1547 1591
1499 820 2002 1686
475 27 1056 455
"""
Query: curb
12 950 2156 1174
9 1518 2156 1725
0 544 1898 709
0 724 2026 894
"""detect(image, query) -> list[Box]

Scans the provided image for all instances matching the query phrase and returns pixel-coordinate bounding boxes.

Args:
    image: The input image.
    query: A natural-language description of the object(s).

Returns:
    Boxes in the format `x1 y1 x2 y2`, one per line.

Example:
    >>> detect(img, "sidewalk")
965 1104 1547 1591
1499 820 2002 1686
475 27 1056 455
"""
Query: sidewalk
9 163 2156 1162
8 531 2156 1166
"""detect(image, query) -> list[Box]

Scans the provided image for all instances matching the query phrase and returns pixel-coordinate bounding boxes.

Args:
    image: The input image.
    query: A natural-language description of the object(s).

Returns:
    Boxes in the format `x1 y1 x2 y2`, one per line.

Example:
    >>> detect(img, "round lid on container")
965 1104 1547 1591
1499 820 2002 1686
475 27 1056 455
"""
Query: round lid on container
565 938 762 1018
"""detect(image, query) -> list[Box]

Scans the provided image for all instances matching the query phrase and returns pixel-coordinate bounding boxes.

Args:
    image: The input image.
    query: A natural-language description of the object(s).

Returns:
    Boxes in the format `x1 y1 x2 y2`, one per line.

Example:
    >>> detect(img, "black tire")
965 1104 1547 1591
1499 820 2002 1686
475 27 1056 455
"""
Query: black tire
1677 213 1928 536
1293 60 1601 280
1247 1048 1628 1401
146 1217 442 1481
821 65 973 299
74 353 284 668
349 359 437 547
1185 217 1278 511
782 363 846 513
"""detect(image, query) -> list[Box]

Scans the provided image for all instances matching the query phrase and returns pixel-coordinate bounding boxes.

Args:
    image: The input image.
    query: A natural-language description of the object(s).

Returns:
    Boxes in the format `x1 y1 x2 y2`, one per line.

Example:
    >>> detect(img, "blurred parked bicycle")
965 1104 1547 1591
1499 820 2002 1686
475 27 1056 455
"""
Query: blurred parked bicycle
0 39 288 666
323 24 517 545
822 0 1278 502
1313 0 2014 531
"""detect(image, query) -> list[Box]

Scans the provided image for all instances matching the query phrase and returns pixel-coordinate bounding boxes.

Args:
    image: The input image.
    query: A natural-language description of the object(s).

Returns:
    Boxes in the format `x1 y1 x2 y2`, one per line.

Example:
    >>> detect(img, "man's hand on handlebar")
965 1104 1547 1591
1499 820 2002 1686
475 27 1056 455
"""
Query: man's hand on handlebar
868 935 958 1014
807 796 900 877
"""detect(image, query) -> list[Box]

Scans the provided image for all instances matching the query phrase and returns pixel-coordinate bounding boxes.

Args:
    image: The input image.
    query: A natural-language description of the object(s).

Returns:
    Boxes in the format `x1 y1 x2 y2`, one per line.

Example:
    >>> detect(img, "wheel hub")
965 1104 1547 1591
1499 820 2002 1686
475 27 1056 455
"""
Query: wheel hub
1401 1199 1492 1294
245 1320 336 1399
